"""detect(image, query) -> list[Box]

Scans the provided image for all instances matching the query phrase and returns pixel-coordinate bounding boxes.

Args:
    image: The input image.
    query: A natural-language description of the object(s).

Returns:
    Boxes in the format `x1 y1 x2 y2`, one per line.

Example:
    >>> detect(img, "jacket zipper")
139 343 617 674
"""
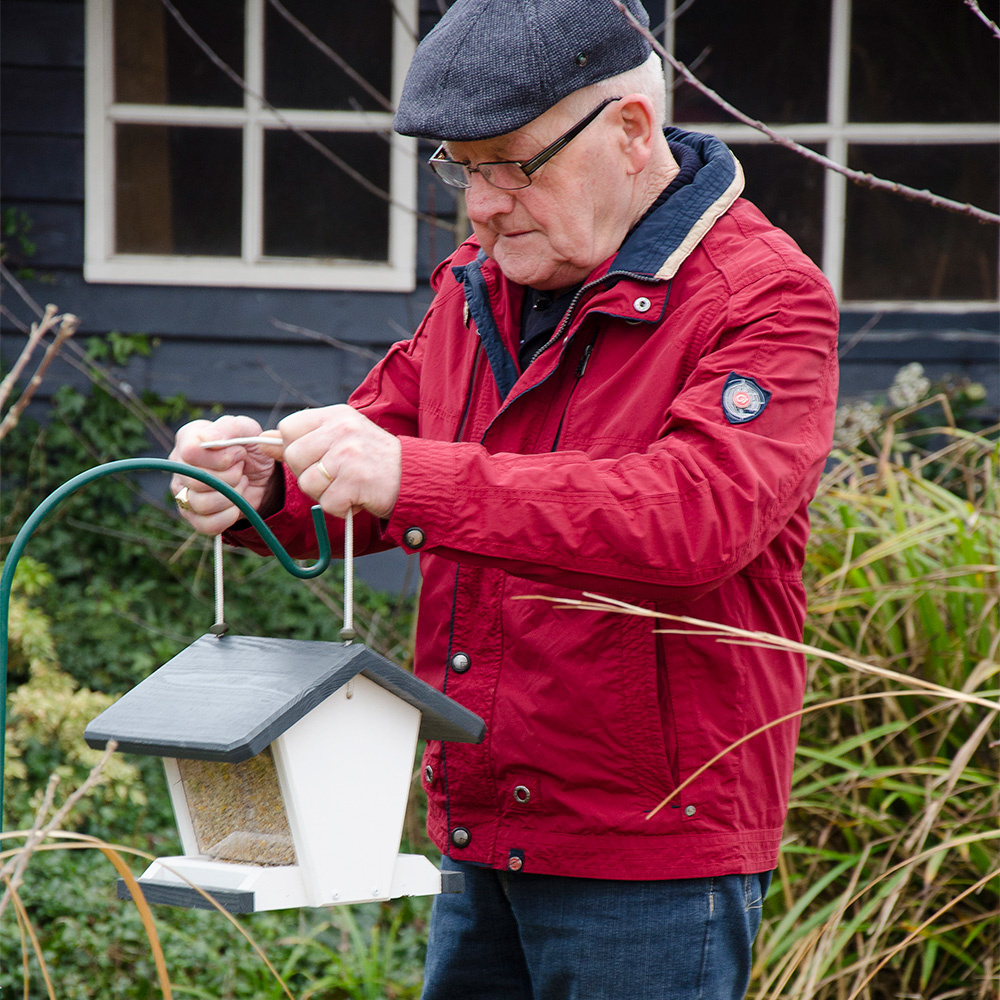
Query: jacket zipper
526 269 661 368
480 269 662 442
550 341 594 451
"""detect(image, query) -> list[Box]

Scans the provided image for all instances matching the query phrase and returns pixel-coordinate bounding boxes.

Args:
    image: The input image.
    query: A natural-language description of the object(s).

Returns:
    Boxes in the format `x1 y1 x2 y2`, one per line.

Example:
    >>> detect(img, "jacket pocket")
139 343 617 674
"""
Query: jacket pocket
619 606 678 805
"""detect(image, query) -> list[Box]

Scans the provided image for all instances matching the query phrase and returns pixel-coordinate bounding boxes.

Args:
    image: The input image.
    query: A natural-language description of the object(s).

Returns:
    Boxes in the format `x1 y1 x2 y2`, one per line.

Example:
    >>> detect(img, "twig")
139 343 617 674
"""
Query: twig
0 267 171 447
837 311 884 359
0 302 31 333
0 310 79 441
612 0 1000 226
965 0 1000 39
158 0 460 235
269 317 384 362
266 0 393 111
0 741 118 920
0 259 45 318
671 0 701 22
0 303 58 412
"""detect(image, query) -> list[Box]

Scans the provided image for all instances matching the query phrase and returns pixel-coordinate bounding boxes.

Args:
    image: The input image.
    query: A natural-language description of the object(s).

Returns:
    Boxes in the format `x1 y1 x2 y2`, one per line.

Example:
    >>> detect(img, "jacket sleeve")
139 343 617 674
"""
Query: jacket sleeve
383 268 839 601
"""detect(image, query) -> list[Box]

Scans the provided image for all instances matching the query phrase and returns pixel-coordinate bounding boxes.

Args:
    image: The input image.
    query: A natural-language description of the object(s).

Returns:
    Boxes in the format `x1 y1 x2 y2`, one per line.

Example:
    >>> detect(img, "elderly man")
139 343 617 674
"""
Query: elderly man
170 0 839 996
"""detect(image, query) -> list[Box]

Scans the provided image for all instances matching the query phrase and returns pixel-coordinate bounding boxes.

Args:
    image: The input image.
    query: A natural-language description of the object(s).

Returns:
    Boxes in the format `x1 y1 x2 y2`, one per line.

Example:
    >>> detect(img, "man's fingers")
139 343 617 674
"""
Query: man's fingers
277 405 347 442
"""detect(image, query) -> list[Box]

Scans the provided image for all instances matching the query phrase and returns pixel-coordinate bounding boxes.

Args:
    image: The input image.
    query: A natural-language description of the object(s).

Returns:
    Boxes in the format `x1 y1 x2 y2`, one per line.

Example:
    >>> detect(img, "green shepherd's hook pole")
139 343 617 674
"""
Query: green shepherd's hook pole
0 458 333 823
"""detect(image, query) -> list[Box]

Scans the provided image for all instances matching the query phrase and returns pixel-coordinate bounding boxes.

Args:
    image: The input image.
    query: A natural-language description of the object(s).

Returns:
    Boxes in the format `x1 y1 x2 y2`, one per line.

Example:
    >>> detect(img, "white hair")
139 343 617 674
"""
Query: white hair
563 51 667 128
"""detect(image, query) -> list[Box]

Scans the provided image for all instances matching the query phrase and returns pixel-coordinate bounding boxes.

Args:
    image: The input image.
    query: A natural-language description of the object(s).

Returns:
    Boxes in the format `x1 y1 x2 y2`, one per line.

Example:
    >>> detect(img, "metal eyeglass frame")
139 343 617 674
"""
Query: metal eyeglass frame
428 96 622 191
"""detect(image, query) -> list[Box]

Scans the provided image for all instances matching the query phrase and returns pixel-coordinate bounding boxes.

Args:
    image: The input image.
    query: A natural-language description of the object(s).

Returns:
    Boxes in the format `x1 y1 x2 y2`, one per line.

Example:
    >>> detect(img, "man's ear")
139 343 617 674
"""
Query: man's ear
617 94 657 174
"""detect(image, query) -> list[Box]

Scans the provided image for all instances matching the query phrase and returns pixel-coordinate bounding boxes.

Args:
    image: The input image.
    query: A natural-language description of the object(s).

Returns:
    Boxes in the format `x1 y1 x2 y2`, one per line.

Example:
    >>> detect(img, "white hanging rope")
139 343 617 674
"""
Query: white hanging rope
199 436 357 643
340 508 356 643
211 517 355 641
212 533 227 635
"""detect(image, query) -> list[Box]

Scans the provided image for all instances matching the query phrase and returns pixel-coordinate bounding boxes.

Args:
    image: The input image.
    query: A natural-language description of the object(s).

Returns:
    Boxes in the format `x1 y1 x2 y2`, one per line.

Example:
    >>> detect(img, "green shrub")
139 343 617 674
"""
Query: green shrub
2 342 422 998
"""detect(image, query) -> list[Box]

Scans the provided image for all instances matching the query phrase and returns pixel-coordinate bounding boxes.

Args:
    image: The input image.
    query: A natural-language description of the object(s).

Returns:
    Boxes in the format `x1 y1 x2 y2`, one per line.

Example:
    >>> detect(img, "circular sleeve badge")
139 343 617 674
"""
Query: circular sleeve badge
721 373 771 424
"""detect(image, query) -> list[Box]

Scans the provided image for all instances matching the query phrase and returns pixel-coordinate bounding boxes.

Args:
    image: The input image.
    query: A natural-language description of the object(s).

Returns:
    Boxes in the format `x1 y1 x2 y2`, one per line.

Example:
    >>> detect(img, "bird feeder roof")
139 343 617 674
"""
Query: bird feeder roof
84 634 485 762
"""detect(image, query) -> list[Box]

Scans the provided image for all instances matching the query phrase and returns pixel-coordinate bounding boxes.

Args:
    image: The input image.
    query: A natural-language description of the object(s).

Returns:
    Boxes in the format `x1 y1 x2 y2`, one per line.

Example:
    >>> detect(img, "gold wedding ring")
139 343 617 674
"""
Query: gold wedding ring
174 486 193 511
317 459 333 482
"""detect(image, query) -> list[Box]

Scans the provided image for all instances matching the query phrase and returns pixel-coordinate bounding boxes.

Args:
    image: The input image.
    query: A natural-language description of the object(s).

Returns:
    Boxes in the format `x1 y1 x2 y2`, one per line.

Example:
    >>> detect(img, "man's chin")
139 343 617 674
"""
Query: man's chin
491 248 575 291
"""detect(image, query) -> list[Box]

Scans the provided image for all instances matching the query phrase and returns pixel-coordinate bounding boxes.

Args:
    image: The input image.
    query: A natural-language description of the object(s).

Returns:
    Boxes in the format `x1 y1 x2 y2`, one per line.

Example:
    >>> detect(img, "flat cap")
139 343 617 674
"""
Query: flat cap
394 0 652 141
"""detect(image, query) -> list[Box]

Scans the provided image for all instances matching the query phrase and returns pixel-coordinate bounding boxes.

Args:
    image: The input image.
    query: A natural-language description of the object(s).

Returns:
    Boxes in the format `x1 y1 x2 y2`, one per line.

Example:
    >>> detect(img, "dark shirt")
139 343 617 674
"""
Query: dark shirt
518 140 701 372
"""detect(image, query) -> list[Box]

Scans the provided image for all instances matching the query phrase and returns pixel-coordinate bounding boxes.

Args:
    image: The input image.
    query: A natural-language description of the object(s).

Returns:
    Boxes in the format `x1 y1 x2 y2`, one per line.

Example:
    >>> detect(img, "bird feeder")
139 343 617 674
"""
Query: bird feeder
84 633 485 913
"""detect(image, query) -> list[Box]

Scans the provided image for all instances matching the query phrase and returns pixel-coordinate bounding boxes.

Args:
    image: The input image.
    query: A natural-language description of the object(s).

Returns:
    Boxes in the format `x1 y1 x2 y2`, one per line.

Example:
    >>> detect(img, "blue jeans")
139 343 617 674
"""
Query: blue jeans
421 859 771 1000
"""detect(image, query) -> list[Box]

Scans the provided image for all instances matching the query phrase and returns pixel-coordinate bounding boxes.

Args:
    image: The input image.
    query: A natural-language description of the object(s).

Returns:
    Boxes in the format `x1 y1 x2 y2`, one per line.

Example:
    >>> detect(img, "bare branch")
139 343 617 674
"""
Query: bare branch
0 742 118 920
671 0 701 22
0 259 45 318
390 1 419 43
158 0 460 235
837 311 885 359
269 317 385 362
0 309 79 441
265 0 394 111
0 263 177 453
0 303 58 412
613 1 1000 226
965 0 1000 40
0 302 31 334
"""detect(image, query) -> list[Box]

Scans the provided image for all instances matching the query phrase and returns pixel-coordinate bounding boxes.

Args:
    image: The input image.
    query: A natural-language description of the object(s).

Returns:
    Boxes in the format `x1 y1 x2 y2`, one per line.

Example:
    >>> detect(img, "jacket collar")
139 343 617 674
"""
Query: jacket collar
610 128 744 280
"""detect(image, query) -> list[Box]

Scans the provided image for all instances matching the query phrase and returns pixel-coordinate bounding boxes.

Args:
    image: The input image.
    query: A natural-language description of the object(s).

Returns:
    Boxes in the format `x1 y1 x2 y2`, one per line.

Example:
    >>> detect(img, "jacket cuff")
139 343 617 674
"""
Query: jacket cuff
384 436 458 553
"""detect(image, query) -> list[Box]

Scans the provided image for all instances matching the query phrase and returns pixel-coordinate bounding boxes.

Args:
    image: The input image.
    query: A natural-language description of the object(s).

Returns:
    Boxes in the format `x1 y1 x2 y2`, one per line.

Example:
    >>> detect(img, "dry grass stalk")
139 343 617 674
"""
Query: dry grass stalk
1 865 57 999
524 592 1000 714
0 830 299 999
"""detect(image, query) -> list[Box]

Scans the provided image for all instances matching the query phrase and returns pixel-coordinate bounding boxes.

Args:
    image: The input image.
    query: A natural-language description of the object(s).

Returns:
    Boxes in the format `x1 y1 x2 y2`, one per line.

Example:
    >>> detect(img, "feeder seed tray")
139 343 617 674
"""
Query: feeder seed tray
178 749 296 867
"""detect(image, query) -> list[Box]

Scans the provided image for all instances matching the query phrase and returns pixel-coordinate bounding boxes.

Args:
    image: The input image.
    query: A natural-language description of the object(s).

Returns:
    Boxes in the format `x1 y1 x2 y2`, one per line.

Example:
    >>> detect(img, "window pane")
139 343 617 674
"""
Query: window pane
672 0 831 124
729 143 825 266
116 124 243 255
849 0 1000 123
263 130 390 260
264 0 393 111
114 0 244 107
843 145 999 301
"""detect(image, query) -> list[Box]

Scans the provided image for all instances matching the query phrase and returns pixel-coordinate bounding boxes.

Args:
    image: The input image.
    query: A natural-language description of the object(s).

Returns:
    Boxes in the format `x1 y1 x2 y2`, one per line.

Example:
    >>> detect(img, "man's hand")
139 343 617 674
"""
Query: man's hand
169 415 283 534
277 404 402 519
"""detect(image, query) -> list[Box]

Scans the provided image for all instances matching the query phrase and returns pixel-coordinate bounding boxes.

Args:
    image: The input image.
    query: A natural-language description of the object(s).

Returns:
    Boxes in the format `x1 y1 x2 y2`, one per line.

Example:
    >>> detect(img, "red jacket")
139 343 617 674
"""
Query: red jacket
235 130 840 879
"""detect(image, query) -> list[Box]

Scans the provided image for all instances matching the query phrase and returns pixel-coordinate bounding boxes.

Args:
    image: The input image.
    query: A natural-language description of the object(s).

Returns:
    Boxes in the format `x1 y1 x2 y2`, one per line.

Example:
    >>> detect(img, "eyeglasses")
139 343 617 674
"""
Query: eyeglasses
428 96 622 191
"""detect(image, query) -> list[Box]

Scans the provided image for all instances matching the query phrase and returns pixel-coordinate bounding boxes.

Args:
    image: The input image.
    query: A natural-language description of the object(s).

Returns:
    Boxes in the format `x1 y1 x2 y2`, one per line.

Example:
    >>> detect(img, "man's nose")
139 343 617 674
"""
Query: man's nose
463 172 516 223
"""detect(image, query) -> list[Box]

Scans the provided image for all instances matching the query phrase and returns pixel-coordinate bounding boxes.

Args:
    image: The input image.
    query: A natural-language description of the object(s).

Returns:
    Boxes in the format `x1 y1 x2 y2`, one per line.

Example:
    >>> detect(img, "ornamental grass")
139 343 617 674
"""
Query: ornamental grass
762 413 999 999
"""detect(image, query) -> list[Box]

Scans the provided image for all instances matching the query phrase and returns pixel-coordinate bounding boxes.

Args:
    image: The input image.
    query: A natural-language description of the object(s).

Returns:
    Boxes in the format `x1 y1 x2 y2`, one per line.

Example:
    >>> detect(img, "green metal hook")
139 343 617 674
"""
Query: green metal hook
0 458 333 823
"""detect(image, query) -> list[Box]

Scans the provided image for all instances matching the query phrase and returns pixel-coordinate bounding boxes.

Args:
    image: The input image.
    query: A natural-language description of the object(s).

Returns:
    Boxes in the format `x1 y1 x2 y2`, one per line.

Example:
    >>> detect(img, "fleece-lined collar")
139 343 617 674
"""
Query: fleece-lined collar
611 128 744 280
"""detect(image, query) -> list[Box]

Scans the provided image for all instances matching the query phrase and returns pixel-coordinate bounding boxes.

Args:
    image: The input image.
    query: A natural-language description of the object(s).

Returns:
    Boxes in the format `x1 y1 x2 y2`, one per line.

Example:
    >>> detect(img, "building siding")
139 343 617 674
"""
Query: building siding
1 0 996 427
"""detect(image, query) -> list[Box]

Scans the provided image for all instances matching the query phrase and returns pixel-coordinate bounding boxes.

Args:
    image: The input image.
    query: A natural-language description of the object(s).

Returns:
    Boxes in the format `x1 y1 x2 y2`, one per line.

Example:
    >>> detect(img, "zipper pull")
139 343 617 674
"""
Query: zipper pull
576 343 593 378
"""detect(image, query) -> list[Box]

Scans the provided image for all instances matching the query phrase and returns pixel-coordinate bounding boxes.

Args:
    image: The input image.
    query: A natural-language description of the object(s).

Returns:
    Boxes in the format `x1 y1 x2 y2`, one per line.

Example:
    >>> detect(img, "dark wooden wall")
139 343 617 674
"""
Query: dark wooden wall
0 0 469 432
2 0 997 430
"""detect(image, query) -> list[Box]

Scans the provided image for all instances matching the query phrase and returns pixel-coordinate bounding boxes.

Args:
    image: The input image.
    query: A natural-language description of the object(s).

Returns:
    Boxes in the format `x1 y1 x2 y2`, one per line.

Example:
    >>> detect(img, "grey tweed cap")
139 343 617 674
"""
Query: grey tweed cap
393 0 652 141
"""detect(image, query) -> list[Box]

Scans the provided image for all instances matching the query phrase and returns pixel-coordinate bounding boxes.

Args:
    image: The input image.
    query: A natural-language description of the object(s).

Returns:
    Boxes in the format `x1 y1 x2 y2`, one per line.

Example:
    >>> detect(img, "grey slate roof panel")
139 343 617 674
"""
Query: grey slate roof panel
84 634 485 762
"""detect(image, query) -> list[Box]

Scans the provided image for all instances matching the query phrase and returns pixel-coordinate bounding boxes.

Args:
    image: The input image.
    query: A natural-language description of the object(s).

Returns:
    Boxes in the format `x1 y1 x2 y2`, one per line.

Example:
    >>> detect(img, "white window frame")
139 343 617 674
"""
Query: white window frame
663 0 1000 312
84 0 418 291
